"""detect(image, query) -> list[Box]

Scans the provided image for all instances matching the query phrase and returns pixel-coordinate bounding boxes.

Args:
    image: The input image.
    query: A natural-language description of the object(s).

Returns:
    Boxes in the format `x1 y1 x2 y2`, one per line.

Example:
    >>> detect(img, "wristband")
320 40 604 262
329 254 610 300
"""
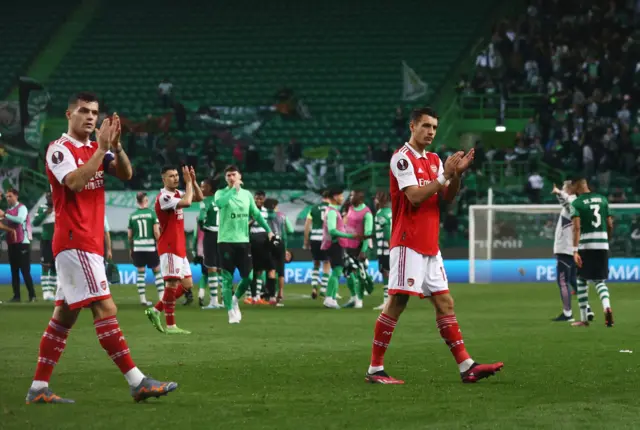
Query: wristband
436 174 446 185
572 247 578 253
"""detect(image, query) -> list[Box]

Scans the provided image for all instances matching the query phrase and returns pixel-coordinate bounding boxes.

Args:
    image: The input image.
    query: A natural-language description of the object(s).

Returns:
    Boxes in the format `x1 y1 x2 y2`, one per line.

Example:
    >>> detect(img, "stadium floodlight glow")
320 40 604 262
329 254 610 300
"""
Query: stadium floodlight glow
495 125 506 132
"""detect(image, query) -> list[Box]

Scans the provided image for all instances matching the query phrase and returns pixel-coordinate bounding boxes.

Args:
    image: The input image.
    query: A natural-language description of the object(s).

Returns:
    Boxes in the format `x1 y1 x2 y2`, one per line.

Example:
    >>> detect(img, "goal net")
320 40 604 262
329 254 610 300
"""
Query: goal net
468 203 640 284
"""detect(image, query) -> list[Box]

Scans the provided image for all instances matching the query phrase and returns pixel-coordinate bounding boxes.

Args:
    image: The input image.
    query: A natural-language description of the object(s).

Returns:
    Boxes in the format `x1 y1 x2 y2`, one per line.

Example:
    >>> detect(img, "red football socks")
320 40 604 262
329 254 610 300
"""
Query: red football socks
153 284 185 313
94 316 136 374
436 314 471 364
370 313 397 367
33 319 71 382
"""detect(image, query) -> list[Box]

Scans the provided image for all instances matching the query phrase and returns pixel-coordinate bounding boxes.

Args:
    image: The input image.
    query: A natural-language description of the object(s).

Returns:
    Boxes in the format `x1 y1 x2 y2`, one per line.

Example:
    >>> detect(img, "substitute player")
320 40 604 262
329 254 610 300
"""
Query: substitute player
321 188 361 309
569 177 614 327
247 190 269 304
365 107 503 385
32 192 56 301
550 182 593 322
304 190 330 298
215 165 272 324
200 178 223 309
342 190 373 309
128 192 164 306
27 92 177 404
373 191 391 310
145 165 204 334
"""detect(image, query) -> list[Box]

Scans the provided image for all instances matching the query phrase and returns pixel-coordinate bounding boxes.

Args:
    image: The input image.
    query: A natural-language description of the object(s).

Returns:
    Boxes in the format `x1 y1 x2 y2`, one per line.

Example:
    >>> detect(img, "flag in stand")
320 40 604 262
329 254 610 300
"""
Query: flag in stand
402 61 428 101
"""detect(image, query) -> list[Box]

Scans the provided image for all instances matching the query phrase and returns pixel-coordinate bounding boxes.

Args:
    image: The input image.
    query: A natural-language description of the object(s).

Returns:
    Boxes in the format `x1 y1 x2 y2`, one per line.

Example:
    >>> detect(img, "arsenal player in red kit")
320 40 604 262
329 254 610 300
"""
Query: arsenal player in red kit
26 92 178 404
145 165 203 334
365 107 503 384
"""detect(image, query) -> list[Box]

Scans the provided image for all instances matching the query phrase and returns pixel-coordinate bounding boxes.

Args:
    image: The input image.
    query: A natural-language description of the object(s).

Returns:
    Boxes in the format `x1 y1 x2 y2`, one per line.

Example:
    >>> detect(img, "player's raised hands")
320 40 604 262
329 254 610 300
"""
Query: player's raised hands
551 184 561 194
189 166 197 183
443 152 463 179
455 148 475 176
96 117 113 151
109 113 121 149
182 165 192 183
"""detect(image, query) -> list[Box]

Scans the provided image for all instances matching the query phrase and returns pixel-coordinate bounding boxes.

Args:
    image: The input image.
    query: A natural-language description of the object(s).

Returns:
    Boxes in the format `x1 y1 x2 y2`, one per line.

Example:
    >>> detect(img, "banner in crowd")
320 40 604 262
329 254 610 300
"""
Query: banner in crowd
4 259 639 285
402 61 429 101
0 78 50 158
0 167 21 193
29 189 328 233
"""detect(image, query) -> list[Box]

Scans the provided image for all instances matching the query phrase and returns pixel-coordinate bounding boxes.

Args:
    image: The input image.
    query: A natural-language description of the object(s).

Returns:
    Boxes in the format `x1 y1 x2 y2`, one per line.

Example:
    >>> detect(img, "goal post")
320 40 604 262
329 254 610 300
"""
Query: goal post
468 203 640 284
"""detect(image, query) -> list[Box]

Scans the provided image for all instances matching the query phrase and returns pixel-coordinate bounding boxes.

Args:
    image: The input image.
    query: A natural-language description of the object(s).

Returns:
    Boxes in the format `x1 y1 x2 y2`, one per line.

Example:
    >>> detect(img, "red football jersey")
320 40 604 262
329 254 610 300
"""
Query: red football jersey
155 188 187 258
45 133 114 257
389 143 445 256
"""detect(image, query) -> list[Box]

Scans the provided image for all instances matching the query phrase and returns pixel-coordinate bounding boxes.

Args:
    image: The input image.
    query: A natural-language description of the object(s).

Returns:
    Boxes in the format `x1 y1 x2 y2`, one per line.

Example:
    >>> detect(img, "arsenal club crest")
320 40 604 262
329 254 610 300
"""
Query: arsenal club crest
407 278 415 287
430 164 438 173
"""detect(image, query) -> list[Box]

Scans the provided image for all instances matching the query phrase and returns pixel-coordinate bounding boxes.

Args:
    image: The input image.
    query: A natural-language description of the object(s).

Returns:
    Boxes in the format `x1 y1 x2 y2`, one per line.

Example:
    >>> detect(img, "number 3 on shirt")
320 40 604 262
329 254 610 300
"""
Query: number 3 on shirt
589 204 601 228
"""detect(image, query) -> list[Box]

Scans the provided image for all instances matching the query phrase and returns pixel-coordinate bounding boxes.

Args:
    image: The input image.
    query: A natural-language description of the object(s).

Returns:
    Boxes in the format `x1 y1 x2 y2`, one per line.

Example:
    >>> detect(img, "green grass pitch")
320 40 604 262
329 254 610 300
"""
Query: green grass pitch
1 283 639 429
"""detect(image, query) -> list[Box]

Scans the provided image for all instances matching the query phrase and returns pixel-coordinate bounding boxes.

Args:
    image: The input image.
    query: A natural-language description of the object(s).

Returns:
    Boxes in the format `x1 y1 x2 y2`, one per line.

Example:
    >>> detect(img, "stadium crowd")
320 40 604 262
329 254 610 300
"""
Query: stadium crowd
462 0 640 195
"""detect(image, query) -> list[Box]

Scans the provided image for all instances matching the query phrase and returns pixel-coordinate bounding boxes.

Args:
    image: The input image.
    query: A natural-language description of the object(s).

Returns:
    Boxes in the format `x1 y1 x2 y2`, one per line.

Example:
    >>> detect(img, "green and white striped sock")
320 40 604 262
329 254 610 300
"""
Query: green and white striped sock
208 272 218 304
49 270 57 294
595 280 611 310
41 270 50 297
577 278 589 322
136 271 147 302
154 270 165 299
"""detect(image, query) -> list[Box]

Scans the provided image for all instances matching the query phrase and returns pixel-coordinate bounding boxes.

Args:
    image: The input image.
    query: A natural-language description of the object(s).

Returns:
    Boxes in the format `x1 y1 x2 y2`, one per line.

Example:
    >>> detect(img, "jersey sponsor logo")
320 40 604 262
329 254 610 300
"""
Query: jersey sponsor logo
397 158 409 171
230 213 249 219
51 151 64 164
176 208 184 220
84 170 104 190
418 178 432 187
430 164 438 173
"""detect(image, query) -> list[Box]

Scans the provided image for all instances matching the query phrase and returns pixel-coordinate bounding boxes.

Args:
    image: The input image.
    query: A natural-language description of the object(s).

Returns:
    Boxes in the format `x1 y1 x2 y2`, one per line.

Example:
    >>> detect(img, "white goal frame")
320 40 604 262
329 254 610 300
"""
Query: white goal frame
468 202 640 284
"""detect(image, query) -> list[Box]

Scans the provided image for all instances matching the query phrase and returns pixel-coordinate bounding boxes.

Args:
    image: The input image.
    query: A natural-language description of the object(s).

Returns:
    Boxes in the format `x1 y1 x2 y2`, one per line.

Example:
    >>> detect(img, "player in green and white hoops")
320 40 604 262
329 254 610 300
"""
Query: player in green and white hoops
373 190 391 310
128 192 165 306
32 192 56 301
569 177 614 327
214 165 273 324
304 190 330 299
199 178 223 309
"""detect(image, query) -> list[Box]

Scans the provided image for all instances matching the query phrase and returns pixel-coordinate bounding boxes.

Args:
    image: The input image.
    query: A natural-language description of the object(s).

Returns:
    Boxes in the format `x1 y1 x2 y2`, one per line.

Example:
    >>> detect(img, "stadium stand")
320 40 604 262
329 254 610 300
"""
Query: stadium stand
44 0 502 190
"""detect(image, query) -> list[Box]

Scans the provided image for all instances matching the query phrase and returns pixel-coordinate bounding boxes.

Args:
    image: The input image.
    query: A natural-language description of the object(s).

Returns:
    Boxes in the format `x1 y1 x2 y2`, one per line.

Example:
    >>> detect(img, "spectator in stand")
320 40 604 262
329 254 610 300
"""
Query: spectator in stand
393 107 406 138
609 187 627 203
597 151 613 191
526 169 544 203
582 142 595 179
273 143 286 173
233 142 245 168
373 143 392 163
286 138 302 172
157 78 173 108
245 144 260 172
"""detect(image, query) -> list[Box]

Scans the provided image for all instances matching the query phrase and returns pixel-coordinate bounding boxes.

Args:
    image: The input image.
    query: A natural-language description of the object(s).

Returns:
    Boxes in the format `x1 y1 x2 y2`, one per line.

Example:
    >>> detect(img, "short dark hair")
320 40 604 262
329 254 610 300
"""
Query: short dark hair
255 190 266 197
224 165 240 174
202 178 215 189
161 165 177 174
352 189 365 197
328 188 343 198
321 189 330 199
264 198 278 210
5 187 18 197
136 192 147 204
410 106 438 123
68 92 99 107
375 190 390 206
571 175 586 184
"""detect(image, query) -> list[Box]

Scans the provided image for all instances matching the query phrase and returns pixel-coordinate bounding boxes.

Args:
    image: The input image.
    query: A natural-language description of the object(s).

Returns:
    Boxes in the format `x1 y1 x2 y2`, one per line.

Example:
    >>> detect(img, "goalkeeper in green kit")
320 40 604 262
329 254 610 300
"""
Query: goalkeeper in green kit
215 165 273 324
